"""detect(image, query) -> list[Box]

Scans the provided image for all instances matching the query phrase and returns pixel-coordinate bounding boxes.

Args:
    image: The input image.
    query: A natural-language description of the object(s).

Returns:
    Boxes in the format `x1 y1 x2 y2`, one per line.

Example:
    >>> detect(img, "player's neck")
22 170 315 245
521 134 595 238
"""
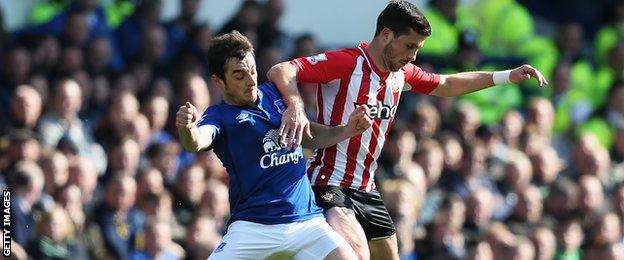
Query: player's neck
366 40 390 73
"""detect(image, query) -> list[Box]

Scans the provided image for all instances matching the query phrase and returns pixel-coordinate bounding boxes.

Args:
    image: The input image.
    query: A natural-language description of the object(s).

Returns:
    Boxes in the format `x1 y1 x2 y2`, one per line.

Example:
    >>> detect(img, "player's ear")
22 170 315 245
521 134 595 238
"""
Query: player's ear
380 28 394 45
211 74 226 91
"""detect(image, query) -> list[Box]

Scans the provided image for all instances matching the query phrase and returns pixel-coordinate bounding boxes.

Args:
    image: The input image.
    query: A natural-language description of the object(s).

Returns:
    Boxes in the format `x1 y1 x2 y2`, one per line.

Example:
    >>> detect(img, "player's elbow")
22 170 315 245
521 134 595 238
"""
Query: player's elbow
429 85 454 97
430 77 460 97
267 62 295 81
181 143 200 153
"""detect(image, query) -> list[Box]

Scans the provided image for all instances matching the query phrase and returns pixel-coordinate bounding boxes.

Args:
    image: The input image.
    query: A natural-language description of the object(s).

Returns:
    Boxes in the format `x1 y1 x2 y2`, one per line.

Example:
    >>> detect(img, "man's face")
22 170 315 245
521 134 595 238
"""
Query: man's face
381 29 427 72
11 86 42 126
215 52 258 106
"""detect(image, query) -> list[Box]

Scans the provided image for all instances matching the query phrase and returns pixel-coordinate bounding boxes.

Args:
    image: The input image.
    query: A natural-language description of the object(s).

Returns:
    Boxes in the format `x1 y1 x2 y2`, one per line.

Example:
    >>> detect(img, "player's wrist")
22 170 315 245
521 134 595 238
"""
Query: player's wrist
492 70 512 85
284 95 304 109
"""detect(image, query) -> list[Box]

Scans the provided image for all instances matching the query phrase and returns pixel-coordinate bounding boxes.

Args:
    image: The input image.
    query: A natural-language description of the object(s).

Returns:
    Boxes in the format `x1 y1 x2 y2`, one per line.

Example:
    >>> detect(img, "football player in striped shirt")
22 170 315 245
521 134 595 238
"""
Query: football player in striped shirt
268 1 547 259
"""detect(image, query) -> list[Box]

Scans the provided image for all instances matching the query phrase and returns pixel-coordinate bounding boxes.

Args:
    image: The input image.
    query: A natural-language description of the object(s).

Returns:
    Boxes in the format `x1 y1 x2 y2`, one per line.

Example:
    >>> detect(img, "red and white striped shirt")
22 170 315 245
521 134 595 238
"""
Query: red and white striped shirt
292 42 440 191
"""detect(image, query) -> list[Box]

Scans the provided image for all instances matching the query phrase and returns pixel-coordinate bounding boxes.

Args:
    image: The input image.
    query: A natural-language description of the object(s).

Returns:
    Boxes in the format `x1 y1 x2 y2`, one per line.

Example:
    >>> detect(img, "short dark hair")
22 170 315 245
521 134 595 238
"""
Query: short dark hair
374 0 431 37
206 30 254 81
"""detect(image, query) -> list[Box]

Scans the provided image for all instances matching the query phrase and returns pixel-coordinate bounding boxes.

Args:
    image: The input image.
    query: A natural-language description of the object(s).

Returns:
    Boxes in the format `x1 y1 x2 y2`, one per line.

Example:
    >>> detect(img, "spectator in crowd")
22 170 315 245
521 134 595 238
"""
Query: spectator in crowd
578 175 607 223
139 191 184 241
55 184 86 232
130 220 185 259
116 0 162 61
95 90 140 149
198 180 229 232
464 187 496 236
164 0 201 60
142 95 173 146
218 0 262 46
105 137 141 176
67 156 99 210
555 217 584 259
182 215 222 254
531 225 557 260
545 177 580 220
29 205 89 259
172 163 205 225
587 212 621 248
509 236 535 260
508 185 543 233
3 84 43 134
135 168 166 208
529 144 563 189
90 174 143 259
466 239 493 260
409 102 441 140
9 160 45 249
40 150 70 196
381 179 421 260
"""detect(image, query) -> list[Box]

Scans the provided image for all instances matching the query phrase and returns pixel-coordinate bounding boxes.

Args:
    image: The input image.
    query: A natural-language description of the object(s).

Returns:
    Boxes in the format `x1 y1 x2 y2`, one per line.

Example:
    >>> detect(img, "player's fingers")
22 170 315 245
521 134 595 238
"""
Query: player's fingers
354 105 364 114
360 117 372 129
305 124 313 139
287 123 298 148
279 121 289 143
176 119 188 127
295 124 304 148
536 70 548 86
525 68 541 85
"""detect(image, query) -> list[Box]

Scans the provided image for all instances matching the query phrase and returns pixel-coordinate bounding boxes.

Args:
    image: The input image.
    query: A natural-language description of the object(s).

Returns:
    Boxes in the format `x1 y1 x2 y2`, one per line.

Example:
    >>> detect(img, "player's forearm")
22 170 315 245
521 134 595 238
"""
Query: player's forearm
302 123 351 149
178 126 212 152
267 62 304 107
430 71 496 97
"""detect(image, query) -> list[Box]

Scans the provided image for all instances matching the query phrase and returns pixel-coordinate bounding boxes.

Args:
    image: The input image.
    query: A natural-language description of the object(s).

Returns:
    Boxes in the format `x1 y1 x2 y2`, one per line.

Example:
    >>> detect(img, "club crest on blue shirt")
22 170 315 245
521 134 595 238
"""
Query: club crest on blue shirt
274 99 287 114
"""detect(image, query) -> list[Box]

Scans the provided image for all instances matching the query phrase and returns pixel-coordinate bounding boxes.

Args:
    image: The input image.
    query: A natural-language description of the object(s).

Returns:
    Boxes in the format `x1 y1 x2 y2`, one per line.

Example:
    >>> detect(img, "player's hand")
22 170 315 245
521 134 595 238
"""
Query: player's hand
346 105 372 136
510 64 549 87
279 102 312 149
176 102 200 130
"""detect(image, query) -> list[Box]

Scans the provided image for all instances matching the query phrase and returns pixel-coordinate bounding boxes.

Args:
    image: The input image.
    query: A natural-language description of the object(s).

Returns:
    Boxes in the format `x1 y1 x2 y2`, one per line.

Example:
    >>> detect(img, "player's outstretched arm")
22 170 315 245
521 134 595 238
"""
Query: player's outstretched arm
176 102 215 152
429 64 548 97
268 62 312 149
302 106 372 149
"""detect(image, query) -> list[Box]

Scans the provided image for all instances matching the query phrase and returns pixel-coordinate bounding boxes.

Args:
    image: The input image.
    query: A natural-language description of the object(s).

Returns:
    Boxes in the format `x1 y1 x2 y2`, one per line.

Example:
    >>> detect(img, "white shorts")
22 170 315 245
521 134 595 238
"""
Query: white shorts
207 217 350 260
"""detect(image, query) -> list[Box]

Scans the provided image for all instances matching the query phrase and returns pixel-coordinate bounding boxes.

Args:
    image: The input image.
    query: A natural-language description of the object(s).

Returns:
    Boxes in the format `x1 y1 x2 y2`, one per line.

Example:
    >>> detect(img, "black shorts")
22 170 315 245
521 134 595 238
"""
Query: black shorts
312 185 396 241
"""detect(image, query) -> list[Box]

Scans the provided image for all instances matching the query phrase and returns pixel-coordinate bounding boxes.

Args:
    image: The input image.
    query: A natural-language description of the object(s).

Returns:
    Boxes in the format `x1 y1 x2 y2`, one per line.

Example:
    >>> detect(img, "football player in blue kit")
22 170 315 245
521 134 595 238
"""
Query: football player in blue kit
176 31 368 259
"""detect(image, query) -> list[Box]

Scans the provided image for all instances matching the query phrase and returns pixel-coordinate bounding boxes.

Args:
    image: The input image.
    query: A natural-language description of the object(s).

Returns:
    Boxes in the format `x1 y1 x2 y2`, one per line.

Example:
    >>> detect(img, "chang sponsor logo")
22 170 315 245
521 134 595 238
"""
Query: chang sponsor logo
354 102 397 120
260 129 303 169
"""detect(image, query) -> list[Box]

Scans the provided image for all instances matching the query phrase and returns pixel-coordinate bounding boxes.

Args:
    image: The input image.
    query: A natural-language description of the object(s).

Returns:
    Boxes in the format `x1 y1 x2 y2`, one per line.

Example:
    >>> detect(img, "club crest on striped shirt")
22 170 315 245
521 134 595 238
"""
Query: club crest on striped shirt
390 74 400 93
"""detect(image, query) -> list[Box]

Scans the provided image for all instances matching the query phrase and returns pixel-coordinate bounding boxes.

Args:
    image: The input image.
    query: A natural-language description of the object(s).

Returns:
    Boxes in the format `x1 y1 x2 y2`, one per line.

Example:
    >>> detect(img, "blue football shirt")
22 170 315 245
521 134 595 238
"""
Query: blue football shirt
197 82 322 225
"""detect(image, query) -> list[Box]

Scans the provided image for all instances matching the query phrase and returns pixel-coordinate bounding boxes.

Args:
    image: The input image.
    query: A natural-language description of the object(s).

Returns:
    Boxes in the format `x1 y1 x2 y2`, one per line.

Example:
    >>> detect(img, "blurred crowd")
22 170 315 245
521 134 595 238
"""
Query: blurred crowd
2 0 624 259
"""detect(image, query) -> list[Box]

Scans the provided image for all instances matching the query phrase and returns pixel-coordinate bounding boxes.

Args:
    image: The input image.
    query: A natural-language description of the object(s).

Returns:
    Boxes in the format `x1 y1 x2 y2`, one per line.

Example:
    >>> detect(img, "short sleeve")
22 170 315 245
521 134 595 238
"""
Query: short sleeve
290 49 359 84
403 63 441 94
196 106 221 140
